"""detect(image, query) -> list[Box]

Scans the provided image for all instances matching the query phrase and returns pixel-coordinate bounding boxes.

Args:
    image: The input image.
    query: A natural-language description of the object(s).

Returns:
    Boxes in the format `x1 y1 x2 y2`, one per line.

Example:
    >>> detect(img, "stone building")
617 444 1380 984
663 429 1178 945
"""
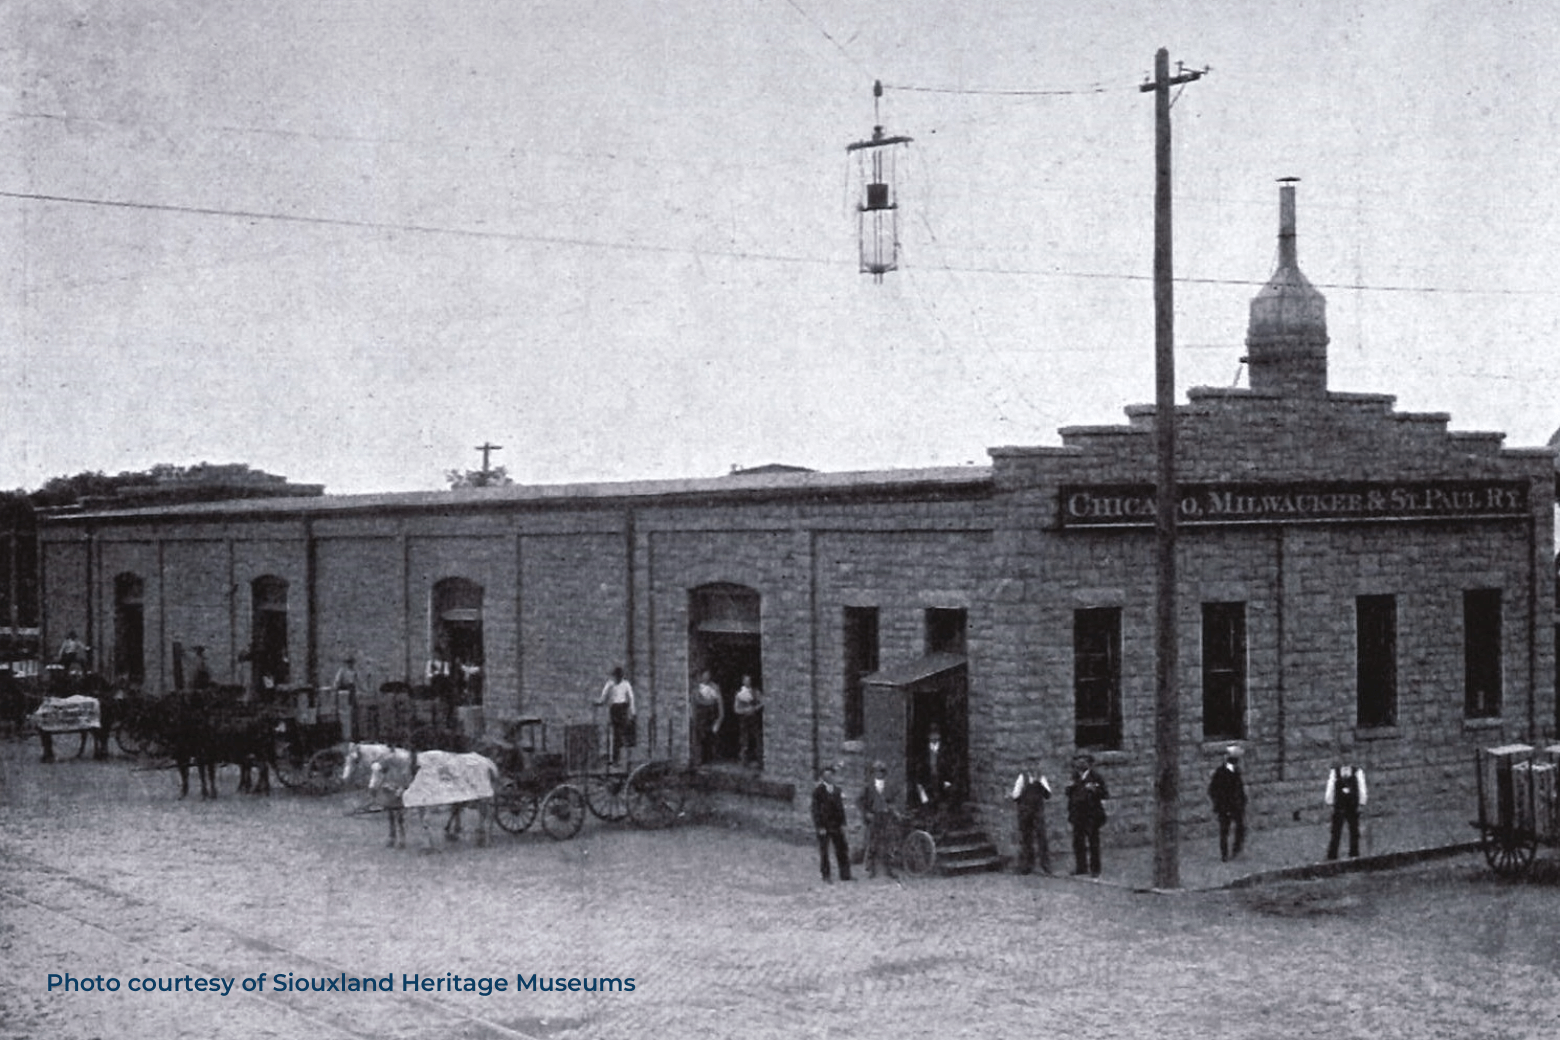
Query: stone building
37 185 1556 847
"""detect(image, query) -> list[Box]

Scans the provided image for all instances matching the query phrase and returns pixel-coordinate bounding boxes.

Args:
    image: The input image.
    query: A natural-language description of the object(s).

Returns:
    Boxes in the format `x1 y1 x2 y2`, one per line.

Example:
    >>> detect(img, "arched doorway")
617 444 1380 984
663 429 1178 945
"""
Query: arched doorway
249 576 290 693
431 578 484 706
688 583 762 767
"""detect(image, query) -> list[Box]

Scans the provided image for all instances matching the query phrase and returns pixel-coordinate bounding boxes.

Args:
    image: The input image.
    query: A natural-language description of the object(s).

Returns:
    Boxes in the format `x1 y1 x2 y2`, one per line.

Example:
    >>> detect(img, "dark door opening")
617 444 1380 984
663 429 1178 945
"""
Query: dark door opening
250 577 290 694
114 573 145 686
906 668 968 810
689 583 763 767
695 632 763 764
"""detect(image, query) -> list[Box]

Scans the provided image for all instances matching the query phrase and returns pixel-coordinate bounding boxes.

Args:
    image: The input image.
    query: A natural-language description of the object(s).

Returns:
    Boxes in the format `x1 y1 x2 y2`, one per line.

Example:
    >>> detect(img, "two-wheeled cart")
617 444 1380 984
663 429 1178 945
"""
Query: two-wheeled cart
1471 743 1560 877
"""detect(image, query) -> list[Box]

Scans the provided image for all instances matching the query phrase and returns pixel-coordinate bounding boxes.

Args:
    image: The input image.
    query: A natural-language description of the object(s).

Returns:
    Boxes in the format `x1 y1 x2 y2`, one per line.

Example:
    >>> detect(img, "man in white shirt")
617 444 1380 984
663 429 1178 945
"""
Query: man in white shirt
597 666 636 765
1011 760 1053 875
1324 758 1368 859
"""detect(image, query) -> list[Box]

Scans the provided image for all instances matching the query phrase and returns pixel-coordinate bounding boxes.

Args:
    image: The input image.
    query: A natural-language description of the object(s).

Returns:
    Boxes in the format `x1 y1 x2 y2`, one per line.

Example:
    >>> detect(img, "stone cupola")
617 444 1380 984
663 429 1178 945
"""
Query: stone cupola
1245 178 1328 396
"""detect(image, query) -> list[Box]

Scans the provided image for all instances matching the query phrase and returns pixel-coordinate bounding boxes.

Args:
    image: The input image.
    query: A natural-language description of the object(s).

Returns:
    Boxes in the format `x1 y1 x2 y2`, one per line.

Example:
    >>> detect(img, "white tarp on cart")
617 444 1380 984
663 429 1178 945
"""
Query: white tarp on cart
29 695 100 733
401 750 498 808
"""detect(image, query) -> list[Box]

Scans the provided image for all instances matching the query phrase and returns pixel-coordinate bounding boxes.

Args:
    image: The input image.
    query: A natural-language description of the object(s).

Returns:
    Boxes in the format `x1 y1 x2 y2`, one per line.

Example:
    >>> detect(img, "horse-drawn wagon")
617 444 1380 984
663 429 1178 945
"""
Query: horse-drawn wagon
1471 742 1560 877
486 717 623 841
261 684 349 794
485 715 698 838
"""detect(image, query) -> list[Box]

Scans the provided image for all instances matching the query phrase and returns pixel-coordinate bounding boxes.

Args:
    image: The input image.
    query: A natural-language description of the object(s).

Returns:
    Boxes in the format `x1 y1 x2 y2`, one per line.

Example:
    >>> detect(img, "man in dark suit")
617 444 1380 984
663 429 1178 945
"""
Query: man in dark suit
1065 753 1109 877
1207 745 1247 862
917 726 953 810
811 764 852 882
858 760 900 879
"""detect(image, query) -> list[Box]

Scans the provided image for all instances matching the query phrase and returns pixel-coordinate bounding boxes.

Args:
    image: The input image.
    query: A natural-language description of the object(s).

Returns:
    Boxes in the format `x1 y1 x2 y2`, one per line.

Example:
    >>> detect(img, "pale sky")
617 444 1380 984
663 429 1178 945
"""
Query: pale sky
3 0 1556 495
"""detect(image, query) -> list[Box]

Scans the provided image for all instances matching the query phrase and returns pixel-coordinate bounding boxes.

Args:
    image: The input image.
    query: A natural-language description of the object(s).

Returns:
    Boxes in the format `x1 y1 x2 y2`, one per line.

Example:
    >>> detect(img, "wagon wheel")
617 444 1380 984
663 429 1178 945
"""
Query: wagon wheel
900 829 937 877
271 730 304 788
494 779 540 834
626 760 687 830
1481 825 1539 878
114 723 153 757
300 746 346 795
540 784 587 840
584 771 630 822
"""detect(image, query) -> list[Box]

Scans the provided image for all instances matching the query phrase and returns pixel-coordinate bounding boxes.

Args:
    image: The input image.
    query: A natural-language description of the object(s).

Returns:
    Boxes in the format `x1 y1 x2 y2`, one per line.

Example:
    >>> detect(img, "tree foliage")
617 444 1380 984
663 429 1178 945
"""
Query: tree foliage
446 466 515 489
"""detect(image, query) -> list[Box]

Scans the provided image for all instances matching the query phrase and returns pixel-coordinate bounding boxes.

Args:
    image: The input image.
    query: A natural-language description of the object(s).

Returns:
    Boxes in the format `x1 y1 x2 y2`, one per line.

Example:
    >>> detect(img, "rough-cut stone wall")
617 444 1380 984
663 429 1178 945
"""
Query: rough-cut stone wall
990 387 1555 844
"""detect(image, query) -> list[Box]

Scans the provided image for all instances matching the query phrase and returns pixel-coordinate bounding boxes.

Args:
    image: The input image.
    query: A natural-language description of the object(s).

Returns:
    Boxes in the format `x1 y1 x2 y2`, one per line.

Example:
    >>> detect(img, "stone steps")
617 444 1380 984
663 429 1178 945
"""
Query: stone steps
933 825 1004 875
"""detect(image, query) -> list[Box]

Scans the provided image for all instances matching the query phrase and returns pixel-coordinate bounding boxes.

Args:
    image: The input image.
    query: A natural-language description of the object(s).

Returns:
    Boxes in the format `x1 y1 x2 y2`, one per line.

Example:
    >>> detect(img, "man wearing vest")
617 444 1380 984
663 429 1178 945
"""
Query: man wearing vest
1324 758 1368 860
1010 760 1053 875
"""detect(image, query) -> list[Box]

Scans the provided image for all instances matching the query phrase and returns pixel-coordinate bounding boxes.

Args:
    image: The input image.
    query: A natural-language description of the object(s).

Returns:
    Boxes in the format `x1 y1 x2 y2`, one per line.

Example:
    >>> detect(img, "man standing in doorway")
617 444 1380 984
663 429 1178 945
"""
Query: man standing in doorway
734 675 762 768
597 666 636 766
691 671 723 765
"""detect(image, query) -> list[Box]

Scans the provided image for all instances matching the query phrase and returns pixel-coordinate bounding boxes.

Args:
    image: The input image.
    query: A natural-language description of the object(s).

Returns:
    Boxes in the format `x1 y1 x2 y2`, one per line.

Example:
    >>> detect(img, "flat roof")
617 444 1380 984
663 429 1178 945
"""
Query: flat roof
42 464 994 525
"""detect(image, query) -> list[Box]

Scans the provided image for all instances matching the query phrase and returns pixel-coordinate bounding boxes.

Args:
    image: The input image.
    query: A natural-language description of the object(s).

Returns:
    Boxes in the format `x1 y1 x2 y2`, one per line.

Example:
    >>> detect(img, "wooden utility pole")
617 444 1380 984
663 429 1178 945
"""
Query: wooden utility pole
475 442 503 483
1140 48 1205 890
475 442 503 472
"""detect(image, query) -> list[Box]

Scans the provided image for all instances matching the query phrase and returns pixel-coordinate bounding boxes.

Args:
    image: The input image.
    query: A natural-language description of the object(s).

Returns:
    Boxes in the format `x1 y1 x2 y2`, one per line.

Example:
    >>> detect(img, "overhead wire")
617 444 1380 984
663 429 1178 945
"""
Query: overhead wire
5 184 1552 301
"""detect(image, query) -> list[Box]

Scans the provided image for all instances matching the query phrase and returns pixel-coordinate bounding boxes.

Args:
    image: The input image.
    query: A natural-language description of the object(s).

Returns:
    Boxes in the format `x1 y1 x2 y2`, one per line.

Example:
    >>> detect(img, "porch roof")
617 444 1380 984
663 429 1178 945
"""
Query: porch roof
861 652 966 690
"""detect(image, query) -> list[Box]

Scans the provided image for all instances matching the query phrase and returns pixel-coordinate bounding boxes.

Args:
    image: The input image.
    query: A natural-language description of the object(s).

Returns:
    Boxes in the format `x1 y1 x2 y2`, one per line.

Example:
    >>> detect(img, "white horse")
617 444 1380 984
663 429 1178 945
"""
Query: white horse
342 742 416 847
342 743 499 849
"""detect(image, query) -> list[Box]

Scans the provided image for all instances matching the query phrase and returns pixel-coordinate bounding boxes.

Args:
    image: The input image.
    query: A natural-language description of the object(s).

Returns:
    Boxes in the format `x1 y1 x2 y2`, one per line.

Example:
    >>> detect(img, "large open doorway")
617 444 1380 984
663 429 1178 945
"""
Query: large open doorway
688 584 763 767
431 577 485 706
113 573 145 686
249 576 290 694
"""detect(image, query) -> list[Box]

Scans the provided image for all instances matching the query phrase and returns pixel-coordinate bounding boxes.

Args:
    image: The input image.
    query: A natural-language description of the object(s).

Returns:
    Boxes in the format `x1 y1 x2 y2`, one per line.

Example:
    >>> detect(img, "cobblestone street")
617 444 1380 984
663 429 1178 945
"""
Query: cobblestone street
3 743 1559 1039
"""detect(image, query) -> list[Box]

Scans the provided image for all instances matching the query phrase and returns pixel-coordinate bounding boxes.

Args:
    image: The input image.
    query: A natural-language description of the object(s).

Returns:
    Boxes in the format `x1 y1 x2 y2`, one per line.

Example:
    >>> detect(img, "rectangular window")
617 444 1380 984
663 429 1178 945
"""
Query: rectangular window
925 607 967 656
1202 602 1247 740
842 607 879 740
1356 595 1397 728
1464 589 1502 719
1074 608 1122 750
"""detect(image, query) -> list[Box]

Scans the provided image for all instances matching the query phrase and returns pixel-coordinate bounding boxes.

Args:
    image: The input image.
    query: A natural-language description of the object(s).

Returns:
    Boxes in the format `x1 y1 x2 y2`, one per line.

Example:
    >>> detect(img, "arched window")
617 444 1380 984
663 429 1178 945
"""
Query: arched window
431 578 484 706
113 573 145 685
250 576 290 692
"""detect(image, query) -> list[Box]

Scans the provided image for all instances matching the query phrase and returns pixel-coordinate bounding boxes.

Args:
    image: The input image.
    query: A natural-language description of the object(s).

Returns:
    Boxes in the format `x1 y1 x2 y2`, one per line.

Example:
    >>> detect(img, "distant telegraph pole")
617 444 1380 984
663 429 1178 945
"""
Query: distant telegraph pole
475 442 503 482
1140 48 1206 890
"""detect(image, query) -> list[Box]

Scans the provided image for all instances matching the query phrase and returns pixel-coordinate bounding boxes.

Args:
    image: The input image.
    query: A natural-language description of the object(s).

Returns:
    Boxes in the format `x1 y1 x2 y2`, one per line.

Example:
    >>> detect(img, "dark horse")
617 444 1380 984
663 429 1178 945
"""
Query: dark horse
153 688 275 798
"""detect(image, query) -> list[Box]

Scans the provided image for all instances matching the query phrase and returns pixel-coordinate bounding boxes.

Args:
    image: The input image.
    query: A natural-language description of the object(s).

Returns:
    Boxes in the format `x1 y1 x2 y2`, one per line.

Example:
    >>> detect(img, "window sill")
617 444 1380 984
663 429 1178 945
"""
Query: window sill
1462 716 1504 731
1074 749 1130 766
1353 726 1400 742
1200 739 1246 756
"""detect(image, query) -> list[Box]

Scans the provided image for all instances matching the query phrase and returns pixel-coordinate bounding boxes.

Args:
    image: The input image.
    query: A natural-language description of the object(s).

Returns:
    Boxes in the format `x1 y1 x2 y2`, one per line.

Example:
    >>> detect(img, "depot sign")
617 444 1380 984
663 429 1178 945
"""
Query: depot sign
1058 479 1530 529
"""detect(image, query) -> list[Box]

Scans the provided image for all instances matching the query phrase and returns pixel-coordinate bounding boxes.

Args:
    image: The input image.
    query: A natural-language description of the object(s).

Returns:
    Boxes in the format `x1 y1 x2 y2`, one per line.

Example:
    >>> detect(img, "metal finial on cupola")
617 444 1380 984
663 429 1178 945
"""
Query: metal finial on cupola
1245 178 1330 396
